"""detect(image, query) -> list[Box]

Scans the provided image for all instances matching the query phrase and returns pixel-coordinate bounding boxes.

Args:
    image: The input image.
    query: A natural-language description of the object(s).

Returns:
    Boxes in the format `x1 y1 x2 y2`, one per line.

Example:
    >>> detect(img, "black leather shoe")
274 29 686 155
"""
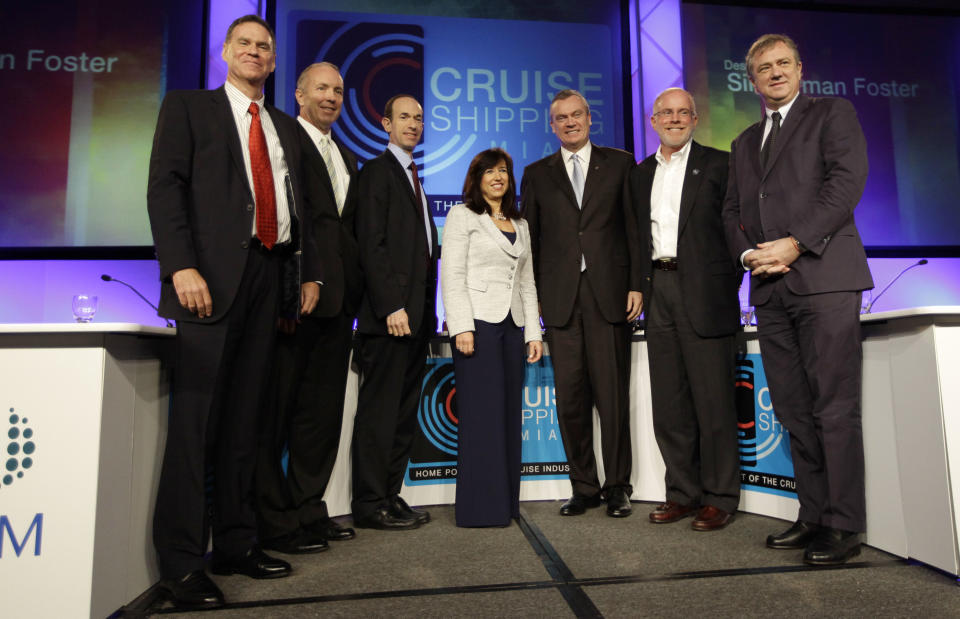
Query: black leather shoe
307 517 356 541
605 488 633 518
158 570 224 609
803 528 861 565
767 520 823 549
261 530 329 554
559 494 602 516
210 546 292 579
390 495 431 524
354 506 421 530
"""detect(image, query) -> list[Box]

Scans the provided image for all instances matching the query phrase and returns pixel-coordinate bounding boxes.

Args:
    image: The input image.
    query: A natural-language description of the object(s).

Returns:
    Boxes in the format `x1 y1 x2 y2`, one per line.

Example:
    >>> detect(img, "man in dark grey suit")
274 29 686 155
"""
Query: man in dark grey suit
521 89 643 518
630 88 740 532
147 15 319 609
255 62 360 554
351 95 438 530
723 34 872 565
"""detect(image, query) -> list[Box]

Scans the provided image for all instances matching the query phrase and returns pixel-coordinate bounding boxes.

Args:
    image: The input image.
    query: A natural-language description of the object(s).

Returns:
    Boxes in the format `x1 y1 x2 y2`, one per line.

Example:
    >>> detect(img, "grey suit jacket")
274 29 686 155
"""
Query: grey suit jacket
441 204 541 343
722 95 873 304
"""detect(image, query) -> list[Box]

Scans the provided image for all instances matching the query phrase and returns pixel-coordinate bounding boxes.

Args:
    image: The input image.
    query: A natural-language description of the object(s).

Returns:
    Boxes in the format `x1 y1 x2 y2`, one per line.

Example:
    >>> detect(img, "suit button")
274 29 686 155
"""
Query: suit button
508 275 513 280
246 203 254 211
241 240 249 249
760 192 768 199
578 231 583 236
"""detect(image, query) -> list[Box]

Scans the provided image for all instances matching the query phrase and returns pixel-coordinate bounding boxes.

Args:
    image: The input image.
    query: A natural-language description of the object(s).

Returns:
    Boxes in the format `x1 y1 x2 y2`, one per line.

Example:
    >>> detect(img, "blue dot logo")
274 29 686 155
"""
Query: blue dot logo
2 408 37 488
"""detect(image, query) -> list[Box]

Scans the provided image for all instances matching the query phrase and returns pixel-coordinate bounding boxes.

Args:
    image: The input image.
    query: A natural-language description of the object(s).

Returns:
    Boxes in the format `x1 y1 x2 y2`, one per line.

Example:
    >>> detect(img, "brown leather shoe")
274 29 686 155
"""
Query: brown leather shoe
649 500 697 524
691 505 733 531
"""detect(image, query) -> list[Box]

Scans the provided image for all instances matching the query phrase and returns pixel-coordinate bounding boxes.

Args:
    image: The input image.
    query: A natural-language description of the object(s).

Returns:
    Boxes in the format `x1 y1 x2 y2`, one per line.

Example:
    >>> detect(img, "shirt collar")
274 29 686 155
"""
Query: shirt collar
387 142 414 169
298 116 331 145
655 138 692 166
560 141 592 164
765 92 800 123
223 80 265 112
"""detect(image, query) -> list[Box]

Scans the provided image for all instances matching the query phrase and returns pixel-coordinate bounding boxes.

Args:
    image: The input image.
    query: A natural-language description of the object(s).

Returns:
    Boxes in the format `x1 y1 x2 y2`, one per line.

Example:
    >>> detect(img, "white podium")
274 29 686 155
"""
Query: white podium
0 323 173 619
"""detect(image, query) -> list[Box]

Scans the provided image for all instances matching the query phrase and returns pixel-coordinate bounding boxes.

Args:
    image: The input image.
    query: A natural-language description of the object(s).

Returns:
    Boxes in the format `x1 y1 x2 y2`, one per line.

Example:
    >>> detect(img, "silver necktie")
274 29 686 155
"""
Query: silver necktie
320 135 346 215
571 152 585 207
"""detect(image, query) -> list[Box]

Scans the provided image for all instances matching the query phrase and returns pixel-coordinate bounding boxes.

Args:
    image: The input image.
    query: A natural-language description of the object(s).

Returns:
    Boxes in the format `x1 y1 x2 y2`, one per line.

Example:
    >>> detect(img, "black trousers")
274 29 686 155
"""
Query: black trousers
153 247 279 579
546 272 633 498
755 279 865 532
255 310 354 539
645 269 740 513
452 319 526 527
350 320 431 519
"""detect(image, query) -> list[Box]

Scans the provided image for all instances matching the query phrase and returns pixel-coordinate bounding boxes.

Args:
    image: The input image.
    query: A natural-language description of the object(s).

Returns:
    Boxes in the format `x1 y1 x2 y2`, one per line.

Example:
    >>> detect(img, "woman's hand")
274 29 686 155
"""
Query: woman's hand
455 331 475 356
526 340 543 363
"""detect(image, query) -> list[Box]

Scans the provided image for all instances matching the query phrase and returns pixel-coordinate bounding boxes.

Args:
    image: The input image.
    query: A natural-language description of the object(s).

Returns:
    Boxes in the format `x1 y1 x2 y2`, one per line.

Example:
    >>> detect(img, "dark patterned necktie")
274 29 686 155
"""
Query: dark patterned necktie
760 111 781 169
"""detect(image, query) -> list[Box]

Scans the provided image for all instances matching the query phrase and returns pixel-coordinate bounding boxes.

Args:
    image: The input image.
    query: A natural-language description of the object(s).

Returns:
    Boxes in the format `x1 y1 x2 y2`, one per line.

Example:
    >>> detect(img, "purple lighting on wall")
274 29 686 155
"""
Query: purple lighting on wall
631 0 684 159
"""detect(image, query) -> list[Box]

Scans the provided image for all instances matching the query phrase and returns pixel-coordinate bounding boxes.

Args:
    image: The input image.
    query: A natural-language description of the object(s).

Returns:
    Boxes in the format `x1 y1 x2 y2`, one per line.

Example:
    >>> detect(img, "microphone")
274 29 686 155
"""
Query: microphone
862 259 927 314
101 274 173 327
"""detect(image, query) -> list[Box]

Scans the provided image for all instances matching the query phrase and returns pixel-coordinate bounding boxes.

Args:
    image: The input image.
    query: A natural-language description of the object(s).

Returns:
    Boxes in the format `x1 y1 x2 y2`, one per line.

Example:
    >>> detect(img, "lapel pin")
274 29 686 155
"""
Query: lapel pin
692 168 700 175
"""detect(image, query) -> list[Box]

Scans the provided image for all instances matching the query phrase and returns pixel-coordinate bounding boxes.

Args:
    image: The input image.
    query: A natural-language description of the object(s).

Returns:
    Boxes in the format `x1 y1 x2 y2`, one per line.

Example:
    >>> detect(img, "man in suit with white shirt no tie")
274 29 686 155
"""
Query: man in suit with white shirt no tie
255 62 360 555
351 95 438 530
723 34 872 565
629 88 740 532
521 89 643 518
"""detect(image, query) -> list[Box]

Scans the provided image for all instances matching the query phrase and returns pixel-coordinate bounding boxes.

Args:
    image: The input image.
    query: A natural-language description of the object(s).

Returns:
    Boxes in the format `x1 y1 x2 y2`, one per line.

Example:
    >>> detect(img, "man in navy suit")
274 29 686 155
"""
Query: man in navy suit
723 34 872 565
351 95 438 530
630 88 740 532
521 90 643 518
255 62 360 553
147 15 319 608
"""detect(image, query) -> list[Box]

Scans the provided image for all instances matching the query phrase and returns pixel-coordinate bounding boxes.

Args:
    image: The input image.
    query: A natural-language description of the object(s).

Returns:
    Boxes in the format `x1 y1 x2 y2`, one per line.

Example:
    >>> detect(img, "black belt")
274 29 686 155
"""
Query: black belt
652 258 678 271
249 238 291 253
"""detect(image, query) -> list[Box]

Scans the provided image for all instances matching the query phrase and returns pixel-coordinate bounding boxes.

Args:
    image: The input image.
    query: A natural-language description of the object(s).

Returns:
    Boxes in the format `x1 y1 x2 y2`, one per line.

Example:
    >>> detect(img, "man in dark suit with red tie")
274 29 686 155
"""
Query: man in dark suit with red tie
521 89 643 519
723 34 872 565
351 95 438 530
147 15 320 609
255 62 360 554
630 88 741 532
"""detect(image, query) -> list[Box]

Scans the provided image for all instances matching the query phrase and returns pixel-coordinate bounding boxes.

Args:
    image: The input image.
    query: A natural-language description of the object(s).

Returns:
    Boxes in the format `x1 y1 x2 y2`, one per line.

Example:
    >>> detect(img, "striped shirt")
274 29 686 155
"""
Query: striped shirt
223 80 291 244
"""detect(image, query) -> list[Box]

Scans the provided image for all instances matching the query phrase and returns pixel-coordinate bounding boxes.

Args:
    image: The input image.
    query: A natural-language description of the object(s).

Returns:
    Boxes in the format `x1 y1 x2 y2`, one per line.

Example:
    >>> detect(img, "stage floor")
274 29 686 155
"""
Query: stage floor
128 501 958 617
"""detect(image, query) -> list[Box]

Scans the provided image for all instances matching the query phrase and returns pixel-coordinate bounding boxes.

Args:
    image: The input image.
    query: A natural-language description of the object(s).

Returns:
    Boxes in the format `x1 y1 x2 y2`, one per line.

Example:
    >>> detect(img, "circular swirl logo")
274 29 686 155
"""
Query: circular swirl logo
417 362 459 456
3 408 36 488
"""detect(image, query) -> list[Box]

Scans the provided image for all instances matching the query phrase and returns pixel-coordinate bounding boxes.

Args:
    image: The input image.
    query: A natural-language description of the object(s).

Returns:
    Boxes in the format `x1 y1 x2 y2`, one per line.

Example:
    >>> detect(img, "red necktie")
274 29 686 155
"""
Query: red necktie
249 102 277 249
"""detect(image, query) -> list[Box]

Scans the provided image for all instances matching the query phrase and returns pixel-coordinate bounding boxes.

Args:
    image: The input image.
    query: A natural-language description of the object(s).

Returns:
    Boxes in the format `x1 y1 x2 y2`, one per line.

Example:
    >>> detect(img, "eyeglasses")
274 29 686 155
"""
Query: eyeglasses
653 108 694 119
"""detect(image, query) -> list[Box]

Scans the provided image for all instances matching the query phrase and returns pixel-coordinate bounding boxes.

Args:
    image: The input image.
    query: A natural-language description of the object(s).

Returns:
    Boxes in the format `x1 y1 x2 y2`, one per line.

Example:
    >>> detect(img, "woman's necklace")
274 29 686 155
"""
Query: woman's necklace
490 210 507 221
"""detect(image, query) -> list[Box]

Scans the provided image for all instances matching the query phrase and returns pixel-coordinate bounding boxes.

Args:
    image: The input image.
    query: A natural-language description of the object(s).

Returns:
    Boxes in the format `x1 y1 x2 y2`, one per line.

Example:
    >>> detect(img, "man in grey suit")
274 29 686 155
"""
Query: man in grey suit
255 62 360 554
630 88 740 532
723 34 872 565
521 89 643 518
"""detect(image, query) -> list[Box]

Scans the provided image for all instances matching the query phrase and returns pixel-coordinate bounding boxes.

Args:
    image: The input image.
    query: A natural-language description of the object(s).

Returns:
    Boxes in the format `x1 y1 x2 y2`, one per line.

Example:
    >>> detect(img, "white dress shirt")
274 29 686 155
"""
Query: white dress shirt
298 116 350 213
387 142 433 257
650 139 692 260
224 80 291 244
559 141 592 271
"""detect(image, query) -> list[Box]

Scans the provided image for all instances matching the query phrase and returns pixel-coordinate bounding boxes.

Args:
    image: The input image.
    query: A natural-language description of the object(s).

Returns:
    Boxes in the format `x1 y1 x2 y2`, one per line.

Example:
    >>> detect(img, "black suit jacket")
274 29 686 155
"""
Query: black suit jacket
355 149 438 336
298 126 363 318
722 95 873 304
147 87 319 323
521 144 642 327
631 141 739 338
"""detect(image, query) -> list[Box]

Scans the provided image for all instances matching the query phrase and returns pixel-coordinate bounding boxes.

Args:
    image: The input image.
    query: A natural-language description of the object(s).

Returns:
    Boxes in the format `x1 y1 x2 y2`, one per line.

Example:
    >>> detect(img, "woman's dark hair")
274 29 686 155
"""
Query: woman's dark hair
461 148 520 219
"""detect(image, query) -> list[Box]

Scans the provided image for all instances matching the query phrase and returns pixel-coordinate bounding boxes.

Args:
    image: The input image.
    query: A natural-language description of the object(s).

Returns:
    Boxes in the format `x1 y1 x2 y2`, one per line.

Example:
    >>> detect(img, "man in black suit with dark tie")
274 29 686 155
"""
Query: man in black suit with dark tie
723 34 872 565
351 95 438 530
521 89 643 518
147 15 319 609
629 88 740 532
255 62 360 554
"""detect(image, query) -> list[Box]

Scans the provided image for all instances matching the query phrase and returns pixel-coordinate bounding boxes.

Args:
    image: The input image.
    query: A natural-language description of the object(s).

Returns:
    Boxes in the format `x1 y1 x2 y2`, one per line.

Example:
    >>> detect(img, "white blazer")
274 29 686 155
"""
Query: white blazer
441 204 542 343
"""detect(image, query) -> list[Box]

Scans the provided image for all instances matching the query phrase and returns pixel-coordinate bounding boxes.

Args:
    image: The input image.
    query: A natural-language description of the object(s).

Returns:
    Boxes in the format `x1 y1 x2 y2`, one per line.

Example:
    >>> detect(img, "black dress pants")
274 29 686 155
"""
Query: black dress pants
153 247 279 578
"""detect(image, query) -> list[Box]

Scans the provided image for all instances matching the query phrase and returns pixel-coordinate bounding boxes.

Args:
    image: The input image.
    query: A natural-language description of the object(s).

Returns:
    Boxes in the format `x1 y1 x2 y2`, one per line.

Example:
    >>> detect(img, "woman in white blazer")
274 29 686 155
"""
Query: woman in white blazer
441 148 543 528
